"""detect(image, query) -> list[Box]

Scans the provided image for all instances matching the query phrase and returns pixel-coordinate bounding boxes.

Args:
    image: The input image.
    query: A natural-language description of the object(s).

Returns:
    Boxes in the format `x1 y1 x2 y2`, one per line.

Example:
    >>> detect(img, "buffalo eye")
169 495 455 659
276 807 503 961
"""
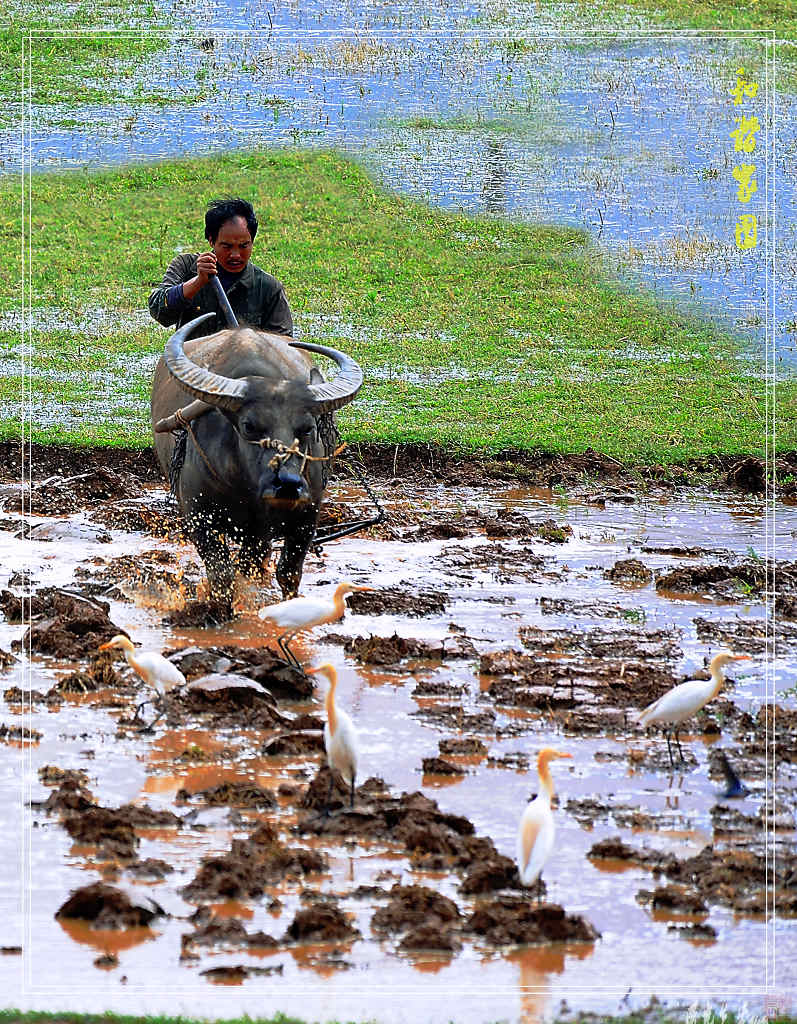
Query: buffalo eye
239 417 263 441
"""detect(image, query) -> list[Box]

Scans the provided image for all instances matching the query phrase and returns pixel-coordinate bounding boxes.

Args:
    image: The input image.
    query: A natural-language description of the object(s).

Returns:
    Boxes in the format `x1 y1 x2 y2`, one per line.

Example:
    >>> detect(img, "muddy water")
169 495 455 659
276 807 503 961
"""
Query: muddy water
1 481 794 1020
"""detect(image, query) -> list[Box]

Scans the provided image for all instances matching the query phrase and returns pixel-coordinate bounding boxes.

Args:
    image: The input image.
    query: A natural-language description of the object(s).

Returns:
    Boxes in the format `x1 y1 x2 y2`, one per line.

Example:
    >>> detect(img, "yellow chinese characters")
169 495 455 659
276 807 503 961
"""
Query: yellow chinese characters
729 68 758 106
732 163 757 203
735 214 757 251
730 114 760 154
730 68 759 251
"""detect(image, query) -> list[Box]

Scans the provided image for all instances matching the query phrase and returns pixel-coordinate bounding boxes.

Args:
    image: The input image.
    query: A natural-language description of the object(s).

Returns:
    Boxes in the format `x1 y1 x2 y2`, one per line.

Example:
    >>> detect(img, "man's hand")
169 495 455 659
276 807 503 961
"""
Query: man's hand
195 251 218 285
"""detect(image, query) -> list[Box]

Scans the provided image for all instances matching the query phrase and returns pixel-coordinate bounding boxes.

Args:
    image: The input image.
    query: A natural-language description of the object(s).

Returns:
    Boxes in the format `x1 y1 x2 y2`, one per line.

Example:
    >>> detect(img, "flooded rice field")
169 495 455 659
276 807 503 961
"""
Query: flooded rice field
11 11 795 369
0 449 795 1020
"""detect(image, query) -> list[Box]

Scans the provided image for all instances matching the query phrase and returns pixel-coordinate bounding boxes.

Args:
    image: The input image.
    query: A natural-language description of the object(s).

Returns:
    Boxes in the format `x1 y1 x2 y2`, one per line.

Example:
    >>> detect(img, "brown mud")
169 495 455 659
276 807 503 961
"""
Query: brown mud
2 439 795 1015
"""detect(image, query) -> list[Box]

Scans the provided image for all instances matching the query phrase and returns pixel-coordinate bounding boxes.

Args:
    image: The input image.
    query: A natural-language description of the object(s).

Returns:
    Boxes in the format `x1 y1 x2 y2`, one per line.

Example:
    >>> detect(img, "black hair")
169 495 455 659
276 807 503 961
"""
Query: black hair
204 197 258 243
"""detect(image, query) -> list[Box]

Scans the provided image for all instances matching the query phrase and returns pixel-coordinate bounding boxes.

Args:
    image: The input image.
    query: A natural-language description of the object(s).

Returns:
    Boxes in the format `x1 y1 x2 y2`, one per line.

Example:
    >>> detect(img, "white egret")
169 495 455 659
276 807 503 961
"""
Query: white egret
306 662 359 811
638 652 751 767
99 634 186 724
257 581 371 668
517 748 572 895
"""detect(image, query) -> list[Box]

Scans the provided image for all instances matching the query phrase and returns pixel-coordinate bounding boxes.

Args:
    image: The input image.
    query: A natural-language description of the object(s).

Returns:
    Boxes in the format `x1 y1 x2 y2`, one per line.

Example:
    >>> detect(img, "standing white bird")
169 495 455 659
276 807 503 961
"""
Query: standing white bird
638 652 751 767
257 582 371 668
99 634 186 724
517 748 572 895
306 663 359 811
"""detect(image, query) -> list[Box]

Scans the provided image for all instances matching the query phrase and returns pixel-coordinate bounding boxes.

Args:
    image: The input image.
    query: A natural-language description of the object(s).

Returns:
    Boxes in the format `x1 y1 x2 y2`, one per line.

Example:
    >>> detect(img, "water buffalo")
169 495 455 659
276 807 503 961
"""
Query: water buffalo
150 313 362 606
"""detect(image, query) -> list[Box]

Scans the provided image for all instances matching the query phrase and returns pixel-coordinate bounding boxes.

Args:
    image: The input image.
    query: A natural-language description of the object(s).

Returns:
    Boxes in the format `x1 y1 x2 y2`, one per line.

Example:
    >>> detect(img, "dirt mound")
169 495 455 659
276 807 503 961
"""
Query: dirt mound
60 802 181 861
125 858 173 880
347 586 449 617
605 558 652 583
176 782 277 809
89 499 178 537
480 650 678 719
284 905 360 943
465 896 600 946
422 756 466 776
372 884 461 951
439 543 546 583
636 885 707 913
8 590 121 659
168 644 313 700
56 882 166 928
655 562 770 598
182 824 326 901
439 737 487 756
182 915 279 953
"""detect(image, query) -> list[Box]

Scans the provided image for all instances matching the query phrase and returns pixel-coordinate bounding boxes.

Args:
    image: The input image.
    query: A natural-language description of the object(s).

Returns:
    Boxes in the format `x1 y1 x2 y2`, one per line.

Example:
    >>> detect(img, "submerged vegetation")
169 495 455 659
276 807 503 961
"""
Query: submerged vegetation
0 149 787 458
1 0 175 113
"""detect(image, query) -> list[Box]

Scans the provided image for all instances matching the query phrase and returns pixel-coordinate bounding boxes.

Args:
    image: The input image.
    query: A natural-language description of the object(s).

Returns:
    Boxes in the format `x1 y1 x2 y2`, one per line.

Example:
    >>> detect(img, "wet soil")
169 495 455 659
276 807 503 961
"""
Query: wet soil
2 440 794 1015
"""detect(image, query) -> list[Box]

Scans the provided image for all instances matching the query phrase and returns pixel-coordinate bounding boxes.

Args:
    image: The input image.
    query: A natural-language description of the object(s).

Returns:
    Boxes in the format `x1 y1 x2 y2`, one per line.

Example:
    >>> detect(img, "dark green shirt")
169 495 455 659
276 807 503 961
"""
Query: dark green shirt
148 253 293 337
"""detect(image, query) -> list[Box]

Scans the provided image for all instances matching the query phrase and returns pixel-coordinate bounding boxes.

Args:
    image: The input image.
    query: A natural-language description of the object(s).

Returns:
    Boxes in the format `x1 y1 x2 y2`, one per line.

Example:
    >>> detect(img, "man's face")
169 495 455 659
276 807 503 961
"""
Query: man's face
212 215 253 273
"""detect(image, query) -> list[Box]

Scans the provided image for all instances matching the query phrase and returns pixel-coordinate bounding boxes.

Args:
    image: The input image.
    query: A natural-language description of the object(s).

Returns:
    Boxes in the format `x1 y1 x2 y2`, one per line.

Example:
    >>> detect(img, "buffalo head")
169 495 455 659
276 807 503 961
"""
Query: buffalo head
152 313 363 605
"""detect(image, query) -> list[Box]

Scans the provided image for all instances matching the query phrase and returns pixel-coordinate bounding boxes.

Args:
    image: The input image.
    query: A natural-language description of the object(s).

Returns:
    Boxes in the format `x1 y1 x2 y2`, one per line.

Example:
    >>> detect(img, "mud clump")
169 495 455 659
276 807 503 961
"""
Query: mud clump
422 756 466 776
637 885 707 913
587 837 676 872
182 824 326 901
284 905 360 944
170 682 286 730
655 562 770 598
61 803 181 861
89 500 178 537
169 644 313 700
465 896 600 946
176 781 277 809
10 590 121 659
56 882 165 928
726 456 765 493
126 858 174 879
182 914 279 952
439 737 488 756
372 884 461 952
347 586 449 618
165 599 234 628
605 558 652 583
519 625 680 661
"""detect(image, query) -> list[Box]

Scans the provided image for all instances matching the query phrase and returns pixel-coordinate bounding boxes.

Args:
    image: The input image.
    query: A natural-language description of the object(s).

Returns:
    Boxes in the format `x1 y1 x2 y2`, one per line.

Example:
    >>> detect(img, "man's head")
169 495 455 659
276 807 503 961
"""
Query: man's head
205 198 258 274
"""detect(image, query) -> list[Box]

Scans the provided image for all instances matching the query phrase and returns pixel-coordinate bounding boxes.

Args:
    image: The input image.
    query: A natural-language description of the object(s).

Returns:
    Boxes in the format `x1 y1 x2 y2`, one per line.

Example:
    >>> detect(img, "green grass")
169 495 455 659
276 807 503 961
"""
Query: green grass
1 149 789 460
1 0 175 110
0 1010 796 1024
562 0 797 89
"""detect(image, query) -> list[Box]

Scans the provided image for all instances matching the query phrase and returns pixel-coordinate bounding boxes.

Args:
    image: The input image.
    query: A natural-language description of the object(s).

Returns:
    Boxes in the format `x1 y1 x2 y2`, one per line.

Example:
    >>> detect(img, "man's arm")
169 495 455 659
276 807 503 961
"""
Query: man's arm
262 286 294 337
149 253 216 326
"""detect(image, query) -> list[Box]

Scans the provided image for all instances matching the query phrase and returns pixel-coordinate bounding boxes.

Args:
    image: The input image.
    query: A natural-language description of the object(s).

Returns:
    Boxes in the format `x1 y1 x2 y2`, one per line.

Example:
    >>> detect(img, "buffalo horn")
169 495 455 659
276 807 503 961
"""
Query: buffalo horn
163 313 249 411
290 341 363 413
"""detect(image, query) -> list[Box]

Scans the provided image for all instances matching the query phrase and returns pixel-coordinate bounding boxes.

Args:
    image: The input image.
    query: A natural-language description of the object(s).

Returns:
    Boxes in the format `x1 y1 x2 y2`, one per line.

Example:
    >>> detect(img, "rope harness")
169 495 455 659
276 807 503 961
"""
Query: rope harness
167 410 384 550
248 435 348 475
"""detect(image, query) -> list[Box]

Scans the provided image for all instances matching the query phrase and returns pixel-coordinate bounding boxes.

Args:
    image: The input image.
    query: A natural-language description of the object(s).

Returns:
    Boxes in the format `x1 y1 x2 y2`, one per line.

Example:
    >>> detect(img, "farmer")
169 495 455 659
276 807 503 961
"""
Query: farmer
148 197 293 337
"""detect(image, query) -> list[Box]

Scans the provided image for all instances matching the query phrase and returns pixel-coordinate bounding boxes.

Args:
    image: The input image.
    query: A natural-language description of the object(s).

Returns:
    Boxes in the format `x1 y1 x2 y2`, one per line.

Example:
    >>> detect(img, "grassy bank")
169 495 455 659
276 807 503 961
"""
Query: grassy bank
566 0 796 89
0 150 788 460
1 1009 795 1024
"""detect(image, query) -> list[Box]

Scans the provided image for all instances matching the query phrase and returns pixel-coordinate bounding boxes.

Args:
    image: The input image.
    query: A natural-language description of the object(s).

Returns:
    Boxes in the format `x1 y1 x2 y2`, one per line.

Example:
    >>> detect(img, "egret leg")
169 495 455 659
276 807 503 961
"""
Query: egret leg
276 633 299 669
350 776 355 809
277 633 302 670
665 731 675 769
674 730 685 765
134 698 152 722
324 769 334 818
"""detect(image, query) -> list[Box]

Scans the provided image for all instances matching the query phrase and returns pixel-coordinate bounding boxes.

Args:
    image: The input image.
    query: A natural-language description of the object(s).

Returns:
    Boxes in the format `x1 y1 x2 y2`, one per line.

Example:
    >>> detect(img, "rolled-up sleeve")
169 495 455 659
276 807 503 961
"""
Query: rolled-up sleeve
148 255 194 327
